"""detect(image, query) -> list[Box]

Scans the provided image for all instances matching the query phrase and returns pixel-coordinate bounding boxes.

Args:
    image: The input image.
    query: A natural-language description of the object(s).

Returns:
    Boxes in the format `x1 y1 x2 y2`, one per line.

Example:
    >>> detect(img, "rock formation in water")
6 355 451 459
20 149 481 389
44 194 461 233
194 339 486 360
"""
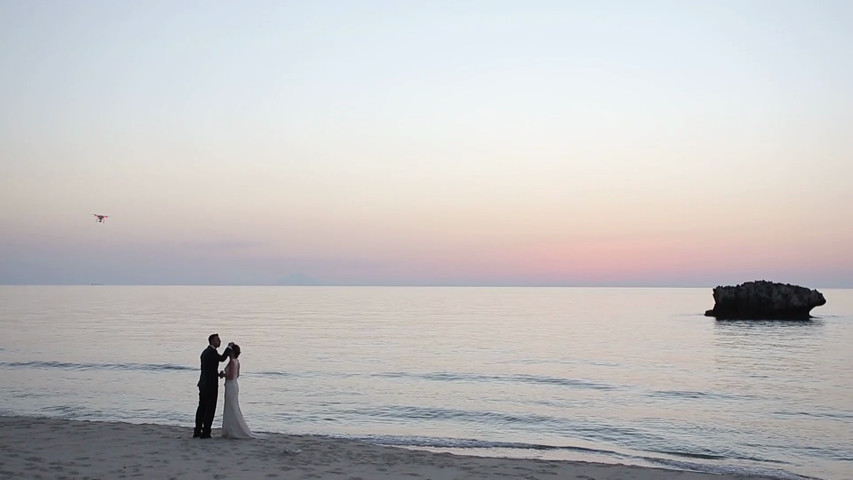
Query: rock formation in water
704 280 826 320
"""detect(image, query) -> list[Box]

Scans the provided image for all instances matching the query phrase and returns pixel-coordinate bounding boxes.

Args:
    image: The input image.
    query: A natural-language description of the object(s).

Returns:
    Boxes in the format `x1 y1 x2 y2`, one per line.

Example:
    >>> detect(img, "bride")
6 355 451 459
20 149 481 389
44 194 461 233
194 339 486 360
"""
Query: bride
219 343 255 439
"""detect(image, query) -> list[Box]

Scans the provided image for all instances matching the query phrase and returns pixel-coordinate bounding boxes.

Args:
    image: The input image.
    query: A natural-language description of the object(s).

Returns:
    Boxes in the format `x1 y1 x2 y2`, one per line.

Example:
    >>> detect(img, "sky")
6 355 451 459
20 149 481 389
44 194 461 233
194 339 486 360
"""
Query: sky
1 1 851 287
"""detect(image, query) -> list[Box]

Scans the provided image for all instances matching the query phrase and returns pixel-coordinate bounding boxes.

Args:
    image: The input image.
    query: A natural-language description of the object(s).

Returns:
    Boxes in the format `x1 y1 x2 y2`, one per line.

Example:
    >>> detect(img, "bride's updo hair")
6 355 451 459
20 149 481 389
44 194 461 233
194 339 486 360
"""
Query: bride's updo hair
231 344 241 358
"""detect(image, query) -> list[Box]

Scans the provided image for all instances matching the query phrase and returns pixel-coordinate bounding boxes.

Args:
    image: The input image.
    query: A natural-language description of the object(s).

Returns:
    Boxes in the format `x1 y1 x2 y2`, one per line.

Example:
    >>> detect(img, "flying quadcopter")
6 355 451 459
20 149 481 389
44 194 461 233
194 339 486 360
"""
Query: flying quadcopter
93 214 109 223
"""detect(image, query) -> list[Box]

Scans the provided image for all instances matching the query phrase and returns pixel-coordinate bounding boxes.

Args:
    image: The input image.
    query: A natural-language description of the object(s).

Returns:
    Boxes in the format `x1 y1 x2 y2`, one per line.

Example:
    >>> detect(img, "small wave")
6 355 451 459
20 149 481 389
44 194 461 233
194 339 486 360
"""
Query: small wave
331 434 813 480
772 409 853 420
0 361 193 372
374 371 616 390
651 449 727 460
254 370 295 377
649 390 760 401
648 448 780 464
335 433 621 457
644 457 817 480
345 404 562 427
251 370 618 390
41 405 89 416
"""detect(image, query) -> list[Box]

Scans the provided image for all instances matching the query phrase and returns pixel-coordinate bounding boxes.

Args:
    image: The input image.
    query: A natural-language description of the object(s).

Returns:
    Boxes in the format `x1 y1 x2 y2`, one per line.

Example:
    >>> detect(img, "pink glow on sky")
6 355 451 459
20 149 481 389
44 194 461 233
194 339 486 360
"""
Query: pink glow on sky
1 2 852 286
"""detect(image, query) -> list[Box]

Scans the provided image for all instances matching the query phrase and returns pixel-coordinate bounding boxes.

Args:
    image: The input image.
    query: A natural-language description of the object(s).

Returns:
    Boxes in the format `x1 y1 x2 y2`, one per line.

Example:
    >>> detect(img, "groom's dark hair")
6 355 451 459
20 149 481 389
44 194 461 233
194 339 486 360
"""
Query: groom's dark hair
208 333 219 344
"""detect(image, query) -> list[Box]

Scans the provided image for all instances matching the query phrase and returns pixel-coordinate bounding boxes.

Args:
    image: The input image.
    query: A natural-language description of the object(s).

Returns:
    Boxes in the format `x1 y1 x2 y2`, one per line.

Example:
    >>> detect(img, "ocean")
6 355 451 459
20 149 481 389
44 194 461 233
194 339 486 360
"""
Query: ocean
0 286 850 480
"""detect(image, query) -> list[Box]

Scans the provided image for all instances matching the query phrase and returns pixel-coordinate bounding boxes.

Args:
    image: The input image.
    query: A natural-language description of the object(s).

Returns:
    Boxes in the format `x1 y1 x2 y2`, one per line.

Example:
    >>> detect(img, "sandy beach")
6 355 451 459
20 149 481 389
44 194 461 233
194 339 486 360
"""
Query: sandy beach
0 416 778 480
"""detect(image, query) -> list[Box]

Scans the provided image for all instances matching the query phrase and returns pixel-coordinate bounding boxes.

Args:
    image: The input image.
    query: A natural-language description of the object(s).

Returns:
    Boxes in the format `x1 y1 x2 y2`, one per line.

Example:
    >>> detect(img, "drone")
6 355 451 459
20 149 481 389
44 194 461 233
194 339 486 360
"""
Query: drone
93 214 109 223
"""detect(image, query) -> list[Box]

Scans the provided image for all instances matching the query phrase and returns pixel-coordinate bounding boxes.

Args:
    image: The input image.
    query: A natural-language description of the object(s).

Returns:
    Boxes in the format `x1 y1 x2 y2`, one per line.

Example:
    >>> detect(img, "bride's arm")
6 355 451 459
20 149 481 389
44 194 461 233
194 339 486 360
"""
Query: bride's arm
224 360 237 380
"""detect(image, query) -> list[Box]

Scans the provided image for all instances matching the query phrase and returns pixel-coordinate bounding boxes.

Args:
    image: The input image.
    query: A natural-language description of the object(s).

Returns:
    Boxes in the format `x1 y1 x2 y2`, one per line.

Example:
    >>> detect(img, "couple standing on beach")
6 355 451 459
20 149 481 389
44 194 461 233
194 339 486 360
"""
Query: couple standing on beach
194 333 255 439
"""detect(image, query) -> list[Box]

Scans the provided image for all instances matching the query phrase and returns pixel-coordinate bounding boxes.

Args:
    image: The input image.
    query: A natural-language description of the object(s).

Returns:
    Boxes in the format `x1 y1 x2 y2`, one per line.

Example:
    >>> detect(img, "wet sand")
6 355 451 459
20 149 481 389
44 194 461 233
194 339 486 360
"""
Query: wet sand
0 416 775 479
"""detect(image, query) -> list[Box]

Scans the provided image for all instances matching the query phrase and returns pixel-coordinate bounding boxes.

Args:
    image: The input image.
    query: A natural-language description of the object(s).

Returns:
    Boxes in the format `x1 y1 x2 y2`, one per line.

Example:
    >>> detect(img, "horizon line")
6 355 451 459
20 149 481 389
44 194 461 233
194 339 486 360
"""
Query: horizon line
1 282 849 289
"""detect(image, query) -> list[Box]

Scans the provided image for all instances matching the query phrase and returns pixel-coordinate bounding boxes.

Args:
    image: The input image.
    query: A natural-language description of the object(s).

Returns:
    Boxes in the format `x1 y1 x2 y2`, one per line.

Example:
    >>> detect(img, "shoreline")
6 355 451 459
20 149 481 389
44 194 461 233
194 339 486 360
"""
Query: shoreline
0 415 780 480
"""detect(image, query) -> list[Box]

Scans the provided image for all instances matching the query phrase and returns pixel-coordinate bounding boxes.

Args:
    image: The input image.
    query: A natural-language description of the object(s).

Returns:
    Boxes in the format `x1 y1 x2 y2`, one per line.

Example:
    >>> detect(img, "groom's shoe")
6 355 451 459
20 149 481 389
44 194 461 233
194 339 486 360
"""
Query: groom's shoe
193 428 201 438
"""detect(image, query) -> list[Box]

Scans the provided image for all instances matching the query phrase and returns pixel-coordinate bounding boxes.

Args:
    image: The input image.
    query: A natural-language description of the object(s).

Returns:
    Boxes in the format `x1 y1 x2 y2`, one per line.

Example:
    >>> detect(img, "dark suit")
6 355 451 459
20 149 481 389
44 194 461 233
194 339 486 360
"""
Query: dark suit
194 345 228 437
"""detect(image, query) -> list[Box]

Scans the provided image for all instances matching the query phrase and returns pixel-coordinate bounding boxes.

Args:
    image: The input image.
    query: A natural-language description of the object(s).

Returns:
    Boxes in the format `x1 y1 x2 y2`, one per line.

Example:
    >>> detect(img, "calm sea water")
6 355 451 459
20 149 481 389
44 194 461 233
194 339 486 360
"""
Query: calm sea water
0 286 850 480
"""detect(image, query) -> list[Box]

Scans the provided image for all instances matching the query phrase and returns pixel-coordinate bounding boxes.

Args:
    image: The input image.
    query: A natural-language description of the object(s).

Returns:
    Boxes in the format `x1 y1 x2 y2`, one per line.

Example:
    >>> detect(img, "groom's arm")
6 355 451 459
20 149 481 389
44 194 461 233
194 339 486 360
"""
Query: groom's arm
217 348 230 362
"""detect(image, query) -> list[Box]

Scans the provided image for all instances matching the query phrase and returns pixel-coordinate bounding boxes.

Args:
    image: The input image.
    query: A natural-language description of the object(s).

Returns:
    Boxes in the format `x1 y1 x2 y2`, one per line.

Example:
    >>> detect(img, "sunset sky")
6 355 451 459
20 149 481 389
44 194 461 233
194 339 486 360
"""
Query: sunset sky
1 1 851 286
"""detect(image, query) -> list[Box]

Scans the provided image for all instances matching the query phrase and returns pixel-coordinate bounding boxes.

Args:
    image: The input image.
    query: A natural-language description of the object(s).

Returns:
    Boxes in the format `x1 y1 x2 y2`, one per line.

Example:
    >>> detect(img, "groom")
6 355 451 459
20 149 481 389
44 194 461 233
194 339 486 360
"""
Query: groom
194 333 231 438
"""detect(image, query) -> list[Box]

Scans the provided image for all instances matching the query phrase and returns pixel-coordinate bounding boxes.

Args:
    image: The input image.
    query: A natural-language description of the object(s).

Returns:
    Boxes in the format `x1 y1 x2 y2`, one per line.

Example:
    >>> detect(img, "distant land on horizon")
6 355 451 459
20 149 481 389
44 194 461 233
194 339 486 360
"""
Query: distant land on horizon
1 281 849 289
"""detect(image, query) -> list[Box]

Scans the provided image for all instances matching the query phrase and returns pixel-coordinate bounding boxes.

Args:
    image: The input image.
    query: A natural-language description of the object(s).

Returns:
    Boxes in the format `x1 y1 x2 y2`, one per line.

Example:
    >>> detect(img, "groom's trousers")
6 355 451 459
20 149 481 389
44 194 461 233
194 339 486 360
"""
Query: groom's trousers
195 386 218 437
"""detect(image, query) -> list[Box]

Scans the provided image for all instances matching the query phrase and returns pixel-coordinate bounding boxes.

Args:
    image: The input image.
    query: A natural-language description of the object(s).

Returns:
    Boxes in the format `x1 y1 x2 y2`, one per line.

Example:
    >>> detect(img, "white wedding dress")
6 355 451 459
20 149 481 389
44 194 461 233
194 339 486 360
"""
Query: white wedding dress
221 358 255 439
